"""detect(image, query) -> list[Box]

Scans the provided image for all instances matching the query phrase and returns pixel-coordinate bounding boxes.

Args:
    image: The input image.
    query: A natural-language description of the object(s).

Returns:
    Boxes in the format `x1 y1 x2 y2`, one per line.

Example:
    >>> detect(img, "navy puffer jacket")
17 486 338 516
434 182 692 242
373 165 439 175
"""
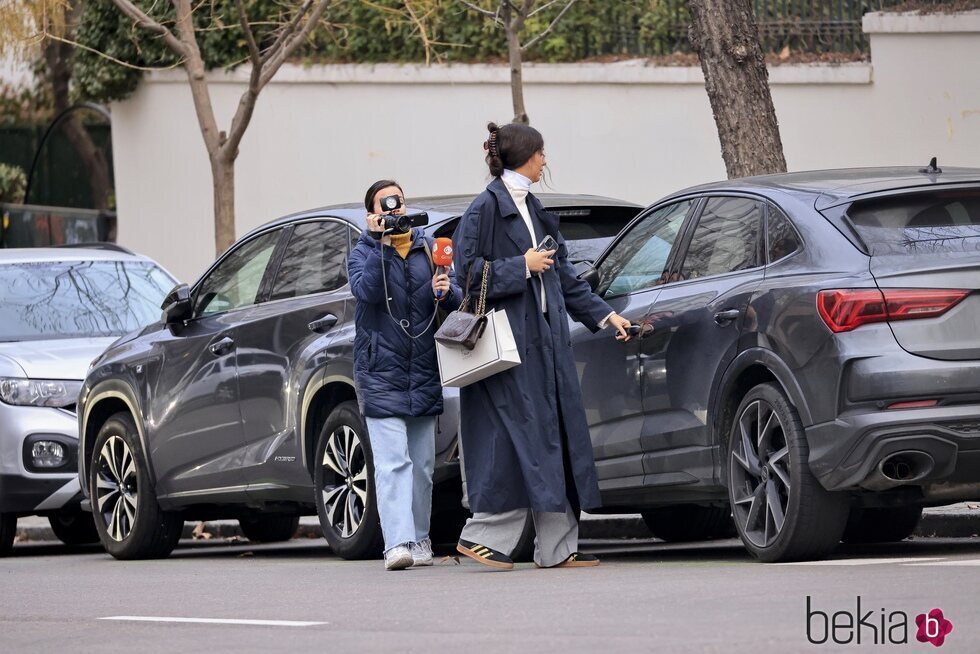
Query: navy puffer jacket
348 228 462 418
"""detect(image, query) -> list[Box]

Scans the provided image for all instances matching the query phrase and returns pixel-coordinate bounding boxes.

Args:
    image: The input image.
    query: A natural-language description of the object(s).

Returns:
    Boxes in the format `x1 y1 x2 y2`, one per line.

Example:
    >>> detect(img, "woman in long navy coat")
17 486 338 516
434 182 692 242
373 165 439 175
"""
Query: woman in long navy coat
453 123 632 570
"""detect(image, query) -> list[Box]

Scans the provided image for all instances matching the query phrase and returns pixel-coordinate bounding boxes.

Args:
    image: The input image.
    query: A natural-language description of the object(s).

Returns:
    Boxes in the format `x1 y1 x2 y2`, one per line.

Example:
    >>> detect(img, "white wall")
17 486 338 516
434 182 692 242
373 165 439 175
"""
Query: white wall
110 11 980 283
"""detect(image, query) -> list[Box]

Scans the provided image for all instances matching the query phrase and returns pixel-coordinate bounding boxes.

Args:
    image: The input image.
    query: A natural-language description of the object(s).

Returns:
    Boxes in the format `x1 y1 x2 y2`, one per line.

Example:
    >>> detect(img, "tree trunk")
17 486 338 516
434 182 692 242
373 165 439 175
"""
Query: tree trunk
506 23 529 125
45 32 112 211
211 158 236 255
686 0 786 178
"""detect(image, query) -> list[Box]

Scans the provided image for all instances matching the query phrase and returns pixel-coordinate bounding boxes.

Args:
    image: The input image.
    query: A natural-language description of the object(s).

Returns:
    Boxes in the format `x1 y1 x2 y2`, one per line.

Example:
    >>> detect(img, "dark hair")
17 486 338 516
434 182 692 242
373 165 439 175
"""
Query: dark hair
484 122 544 177
363 179 403 212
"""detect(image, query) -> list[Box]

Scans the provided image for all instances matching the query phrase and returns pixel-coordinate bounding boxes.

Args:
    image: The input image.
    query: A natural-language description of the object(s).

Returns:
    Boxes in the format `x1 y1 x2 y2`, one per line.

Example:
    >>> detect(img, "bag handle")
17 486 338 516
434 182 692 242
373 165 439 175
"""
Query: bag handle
460 191 498 313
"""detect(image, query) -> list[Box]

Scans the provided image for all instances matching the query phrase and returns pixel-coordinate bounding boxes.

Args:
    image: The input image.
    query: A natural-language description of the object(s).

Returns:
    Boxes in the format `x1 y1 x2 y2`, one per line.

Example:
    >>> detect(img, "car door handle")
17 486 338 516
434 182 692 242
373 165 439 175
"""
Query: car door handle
713 309 741 325
308 314 339 334
209 337 236 355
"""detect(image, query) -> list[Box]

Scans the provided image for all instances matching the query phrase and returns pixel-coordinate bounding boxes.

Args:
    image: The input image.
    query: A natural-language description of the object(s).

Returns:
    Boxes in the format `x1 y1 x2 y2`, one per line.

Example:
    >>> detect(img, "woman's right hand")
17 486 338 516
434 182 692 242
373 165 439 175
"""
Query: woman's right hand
525 248 556 274
366 214 391 245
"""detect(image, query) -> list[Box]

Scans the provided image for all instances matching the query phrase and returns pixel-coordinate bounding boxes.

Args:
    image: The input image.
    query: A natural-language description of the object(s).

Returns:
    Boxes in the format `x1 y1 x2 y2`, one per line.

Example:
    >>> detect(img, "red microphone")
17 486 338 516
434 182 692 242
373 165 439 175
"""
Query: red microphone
432 237 454 298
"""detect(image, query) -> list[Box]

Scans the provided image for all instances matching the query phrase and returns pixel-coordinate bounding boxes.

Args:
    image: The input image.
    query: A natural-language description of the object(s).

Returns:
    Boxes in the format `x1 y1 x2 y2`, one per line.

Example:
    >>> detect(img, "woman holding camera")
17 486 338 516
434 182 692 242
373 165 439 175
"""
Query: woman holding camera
348 179 462 571
452 123 632 570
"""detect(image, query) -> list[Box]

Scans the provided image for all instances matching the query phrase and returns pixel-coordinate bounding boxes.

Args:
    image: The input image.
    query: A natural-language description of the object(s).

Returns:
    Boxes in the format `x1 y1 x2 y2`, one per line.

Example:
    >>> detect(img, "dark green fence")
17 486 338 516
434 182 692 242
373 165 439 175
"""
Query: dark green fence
582 0 950 57
0 123 112 209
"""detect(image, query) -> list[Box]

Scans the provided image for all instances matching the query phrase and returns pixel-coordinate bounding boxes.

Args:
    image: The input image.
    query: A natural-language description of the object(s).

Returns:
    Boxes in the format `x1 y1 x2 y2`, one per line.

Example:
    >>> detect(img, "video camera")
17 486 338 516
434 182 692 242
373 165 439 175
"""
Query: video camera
378 194 428 234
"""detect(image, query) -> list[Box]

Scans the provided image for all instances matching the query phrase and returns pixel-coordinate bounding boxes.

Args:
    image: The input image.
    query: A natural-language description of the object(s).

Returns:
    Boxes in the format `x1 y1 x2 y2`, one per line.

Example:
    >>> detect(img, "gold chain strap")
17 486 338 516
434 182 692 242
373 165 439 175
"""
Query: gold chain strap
476 260 490 316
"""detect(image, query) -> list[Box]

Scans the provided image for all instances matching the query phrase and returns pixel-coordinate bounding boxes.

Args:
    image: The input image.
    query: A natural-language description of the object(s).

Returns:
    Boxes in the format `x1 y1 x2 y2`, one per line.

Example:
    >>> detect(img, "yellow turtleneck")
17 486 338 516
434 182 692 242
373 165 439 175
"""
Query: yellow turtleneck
389 231 413 259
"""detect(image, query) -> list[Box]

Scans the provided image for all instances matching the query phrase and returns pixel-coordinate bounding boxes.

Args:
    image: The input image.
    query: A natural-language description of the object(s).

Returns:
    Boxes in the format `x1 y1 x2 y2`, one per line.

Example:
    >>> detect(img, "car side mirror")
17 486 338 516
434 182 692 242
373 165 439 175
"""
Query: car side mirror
577 263 599 292
161 284 193 325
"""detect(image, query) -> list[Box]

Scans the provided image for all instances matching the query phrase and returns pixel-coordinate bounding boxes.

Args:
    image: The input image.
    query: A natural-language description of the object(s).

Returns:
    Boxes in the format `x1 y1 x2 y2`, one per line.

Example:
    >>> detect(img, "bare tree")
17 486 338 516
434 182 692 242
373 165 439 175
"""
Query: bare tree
460 0 579 125
107 0 333 254
686 0 786 177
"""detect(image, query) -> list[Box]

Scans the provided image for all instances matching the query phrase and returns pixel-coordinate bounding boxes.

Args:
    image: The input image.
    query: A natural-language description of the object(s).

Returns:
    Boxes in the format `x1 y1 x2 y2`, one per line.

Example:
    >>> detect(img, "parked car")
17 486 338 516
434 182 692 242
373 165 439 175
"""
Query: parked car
0 245 175 555
76 194 640 560
573 165 980 561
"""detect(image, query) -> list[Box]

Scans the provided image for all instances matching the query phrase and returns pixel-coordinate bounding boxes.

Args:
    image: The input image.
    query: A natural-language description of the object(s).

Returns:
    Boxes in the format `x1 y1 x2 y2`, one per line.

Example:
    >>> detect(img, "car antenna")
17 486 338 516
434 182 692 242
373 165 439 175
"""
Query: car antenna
918 156 942 174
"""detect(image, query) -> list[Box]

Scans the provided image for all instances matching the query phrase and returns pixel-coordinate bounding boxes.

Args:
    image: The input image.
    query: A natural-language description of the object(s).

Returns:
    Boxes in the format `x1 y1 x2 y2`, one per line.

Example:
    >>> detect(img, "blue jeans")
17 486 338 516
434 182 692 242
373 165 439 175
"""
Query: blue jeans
365 415 436 553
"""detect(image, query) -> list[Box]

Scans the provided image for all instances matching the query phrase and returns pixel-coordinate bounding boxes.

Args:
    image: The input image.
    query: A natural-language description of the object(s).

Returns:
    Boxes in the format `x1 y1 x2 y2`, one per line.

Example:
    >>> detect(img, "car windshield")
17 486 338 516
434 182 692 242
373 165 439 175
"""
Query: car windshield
0 259 174 341
845 189 980 255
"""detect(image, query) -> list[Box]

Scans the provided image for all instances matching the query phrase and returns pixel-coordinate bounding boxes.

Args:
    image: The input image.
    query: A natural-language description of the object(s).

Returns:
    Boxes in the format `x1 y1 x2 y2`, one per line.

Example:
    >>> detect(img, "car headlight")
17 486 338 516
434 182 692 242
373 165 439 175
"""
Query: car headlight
0 377 83 408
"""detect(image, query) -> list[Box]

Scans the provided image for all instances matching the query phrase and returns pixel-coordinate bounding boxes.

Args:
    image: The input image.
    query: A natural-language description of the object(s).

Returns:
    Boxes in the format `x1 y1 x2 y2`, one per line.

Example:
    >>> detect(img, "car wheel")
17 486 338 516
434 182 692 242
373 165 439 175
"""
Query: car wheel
641 505 735 542
89 412 183 560
0 513 15 556
727 383 848 562
48 509 100 545
841 506 923 544
239 515 300 543
313 401 383 559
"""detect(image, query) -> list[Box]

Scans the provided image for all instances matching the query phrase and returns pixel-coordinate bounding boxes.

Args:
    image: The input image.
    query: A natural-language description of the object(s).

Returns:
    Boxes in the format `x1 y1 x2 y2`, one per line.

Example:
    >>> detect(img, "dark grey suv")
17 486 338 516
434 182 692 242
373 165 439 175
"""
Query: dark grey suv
574 166 980 561
76 194 639 559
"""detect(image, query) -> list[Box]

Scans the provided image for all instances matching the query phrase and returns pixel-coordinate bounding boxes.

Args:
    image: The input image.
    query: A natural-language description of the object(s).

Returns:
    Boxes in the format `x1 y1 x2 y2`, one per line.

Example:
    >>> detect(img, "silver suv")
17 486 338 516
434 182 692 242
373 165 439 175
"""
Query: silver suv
0 246 174 554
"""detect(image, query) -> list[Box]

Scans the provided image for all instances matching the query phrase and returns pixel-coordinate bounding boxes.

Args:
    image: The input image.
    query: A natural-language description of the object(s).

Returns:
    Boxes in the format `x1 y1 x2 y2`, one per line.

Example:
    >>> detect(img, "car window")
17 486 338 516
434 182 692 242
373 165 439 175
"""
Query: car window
194 229 281 317
269 221 351 301
0 260 173 342
680 197 763 280
598 200 693 297
549 206 640 263
767 205 801 264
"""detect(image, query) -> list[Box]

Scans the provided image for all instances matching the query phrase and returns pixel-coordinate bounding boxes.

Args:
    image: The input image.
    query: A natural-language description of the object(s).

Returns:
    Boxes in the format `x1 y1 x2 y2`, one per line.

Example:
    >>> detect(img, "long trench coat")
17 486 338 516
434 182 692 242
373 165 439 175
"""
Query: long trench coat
452 177 614 514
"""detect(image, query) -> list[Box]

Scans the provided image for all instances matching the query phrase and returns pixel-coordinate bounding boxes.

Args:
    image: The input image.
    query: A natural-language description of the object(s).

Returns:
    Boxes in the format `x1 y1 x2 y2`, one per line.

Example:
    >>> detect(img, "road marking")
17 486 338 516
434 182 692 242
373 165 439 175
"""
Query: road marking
777 557 945 566
99 616 326 627
905 558 980 567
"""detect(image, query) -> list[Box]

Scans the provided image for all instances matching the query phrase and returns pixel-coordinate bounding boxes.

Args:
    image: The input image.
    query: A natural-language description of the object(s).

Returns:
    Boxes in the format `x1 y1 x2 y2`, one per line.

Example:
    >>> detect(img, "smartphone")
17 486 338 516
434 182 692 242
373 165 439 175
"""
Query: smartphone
535 235 559 252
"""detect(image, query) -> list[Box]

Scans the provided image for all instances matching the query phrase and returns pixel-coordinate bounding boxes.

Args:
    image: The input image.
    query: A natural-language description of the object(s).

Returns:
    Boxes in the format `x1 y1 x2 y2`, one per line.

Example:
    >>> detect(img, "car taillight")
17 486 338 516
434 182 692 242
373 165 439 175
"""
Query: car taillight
816 289 969 333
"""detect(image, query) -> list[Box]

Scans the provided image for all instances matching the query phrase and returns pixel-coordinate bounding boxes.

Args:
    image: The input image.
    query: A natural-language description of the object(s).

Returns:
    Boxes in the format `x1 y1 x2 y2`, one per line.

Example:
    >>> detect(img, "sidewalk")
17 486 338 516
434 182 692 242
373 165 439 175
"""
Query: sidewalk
14 503 979 544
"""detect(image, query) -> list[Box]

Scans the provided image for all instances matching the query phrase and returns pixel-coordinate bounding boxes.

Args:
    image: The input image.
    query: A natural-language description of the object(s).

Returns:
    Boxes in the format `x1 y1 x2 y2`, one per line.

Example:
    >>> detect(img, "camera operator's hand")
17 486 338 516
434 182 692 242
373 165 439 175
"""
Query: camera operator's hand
525 248 556 274
432 273 451 299
365 214 391 246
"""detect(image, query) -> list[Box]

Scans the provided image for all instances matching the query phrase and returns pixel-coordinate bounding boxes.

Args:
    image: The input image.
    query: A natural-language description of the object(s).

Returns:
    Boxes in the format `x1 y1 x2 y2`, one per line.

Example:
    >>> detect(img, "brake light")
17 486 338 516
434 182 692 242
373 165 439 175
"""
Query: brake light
817 289 969 333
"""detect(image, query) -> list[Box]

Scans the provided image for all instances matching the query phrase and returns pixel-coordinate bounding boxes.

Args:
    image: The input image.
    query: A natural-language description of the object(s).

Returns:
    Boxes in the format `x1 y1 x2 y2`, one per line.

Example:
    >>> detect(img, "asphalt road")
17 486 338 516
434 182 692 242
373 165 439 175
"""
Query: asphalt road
2 536 979 653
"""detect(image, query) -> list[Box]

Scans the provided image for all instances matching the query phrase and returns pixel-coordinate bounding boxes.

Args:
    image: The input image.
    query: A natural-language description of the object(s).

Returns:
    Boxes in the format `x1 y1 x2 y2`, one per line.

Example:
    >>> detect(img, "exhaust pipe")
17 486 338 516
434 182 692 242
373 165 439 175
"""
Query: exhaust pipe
860 451 935 491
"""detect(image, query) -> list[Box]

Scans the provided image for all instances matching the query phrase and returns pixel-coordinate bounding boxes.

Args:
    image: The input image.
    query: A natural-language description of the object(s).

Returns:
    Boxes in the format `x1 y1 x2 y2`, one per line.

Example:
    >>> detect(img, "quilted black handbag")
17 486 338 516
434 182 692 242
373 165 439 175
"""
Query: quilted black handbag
433 259 490 351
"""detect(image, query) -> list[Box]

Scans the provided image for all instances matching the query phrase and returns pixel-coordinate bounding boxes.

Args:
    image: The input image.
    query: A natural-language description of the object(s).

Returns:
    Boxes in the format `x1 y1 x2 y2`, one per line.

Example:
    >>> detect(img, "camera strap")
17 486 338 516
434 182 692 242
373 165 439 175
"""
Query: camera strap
379 233 439 340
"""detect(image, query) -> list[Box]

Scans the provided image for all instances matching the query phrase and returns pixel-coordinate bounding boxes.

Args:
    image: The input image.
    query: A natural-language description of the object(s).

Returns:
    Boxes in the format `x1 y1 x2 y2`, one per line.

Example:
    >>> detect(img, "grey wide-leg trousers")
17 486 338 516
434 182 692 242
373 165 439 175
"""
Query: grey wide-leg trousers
459 502 578 567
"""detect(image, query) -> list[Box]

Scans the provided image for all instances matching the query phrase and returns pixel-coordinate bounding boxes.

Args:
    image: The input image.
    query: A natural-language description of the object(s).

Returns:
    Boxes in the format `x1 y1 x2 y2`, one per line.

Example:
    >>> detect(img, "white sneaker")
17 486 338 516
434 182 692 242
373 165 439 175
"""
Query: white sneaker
410 538 433 567
384 545 414 571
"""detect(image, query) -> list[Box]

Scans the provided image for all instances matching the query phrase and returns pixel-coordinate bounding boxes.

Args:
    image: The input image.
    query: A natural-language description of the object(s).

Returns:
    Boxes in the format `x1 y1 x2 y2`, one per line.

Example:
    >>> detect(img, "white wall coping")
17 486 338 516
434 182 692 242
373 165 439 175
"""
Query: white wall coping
864 10 980 33
144 60 872 87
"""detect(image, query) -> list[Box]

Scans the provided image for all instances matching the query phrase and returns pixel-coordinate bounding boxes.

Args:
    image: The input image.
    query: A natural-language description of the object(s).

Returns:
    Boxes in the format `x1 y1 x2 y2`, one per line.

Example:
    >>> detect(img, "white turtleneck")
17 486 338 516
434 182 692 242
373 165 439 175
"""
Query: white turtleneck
501 169 547 312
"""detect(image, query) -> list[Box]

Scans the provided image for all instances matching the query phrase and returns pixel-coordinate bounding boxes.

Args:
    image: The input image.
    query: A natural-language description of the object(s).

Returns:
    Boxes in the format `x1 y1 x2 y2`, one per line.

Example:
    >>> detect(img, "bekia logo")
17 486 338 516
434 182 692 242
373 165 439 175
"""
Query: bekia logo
806 596 953 647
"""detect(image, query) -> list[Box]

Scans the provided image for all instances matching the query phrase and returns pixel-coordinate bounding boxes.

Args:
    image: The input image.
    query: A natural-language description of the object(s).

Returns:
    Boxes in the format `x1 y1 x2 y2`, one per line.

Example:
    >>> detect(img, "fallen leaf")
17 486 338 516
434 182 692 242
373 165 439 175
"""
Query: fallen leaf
440 555 461 565
191 522 213 540
779 45 790 60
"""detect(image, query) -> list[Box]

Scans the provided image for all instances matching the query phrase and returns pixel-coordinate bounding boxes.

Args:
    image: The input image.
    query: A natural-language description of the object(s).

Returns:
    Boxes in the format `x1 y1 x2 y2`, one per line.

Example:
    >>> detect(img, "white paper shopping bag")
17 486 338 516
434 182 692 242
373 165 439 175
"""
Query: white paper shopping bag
435 309 522 387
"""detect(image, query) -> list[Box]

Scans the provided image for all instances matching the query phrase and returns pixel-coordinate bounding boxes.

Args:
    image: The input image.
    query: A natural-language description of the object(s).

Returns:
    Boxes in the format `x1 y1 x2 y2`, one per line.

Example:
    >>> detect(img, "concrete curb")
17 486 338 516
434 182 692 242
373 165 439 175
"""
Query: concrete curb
15 509 978 544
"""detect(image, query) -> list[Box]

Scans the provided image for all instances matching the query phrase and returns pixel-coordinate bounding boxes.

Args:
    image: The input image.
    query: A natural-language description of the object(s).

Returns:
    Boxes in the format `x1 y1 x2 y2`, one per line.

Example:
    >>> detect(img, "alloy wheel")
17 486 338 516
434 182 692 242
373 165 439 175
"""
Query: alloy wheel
730 399 791 548
320 425 368 538
95 435 139 542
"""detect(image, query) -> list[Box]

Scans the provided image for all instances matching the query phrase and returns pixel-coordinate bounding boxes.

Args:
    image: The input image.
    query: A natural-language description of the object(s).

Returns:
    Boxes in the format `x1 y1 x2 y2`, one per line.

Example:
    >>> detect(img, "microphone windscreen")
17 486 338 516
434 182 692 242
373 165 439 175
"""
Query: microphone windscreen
432 237 454 267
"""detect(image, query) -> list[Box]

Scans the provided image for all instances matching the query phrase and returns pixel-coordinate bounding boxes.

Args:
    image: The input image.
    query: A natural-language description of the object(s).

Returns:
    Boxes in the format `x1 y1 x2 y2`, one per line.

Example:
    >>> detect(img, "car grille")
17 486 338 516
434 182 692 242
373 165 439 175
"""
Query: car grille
944 421 980 434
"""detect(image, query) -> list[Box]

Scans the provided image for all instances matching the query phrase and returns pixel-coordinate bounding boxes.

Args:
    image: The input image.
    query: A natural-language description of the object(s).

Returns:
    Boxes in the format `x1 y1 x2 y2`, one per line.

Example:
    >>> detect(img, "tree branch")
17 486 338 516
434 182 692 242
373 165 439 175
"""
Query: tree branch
258 0 314 66
527 0 561 19
234 0 262 68
458 0 498 19
522 0 578 51
257 0 331 88
108 0 187 57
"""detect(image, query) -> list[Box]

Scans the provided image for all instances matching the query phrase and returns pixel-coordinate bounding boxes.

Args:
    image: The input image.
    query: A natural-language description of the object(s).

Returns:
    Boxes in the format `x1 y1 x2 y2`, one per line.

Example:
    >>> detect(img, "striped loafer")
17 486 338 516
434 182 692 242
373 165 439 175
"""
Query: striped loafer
456 539 515 570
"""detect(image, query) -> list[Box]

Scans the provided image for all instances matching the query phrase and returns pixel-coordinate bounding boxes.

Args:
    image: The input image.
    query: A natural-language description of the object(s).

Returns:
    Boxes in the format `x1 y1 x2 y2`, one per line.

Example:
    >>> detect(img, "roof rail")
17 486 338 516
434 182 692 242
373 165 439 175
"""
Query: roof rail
56 242 135 255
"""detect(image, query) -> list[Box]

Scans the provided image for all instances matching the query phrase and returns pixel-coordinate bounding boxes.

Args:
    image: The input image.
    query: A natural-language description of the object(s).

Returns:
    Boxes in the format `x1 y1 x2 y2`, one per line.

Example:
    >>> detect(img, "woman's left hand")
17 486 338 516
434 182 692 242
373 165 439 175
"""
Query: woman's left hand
609 313 632 341
432 273 451 299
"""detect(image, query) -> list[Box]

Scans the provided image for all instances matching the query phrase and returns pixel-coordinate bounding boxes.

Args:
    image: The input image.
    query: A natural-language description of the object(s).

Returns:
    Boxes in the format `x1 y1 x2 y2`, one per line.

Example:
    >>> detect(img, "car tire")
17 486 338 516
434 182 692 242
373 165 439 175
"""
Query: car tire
313 401 383 560
239 515 299 543
841 506 923 544
727 383 849 562
0 513 15 556
48 509 100 545
89 412 183 560
641 505 735 542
